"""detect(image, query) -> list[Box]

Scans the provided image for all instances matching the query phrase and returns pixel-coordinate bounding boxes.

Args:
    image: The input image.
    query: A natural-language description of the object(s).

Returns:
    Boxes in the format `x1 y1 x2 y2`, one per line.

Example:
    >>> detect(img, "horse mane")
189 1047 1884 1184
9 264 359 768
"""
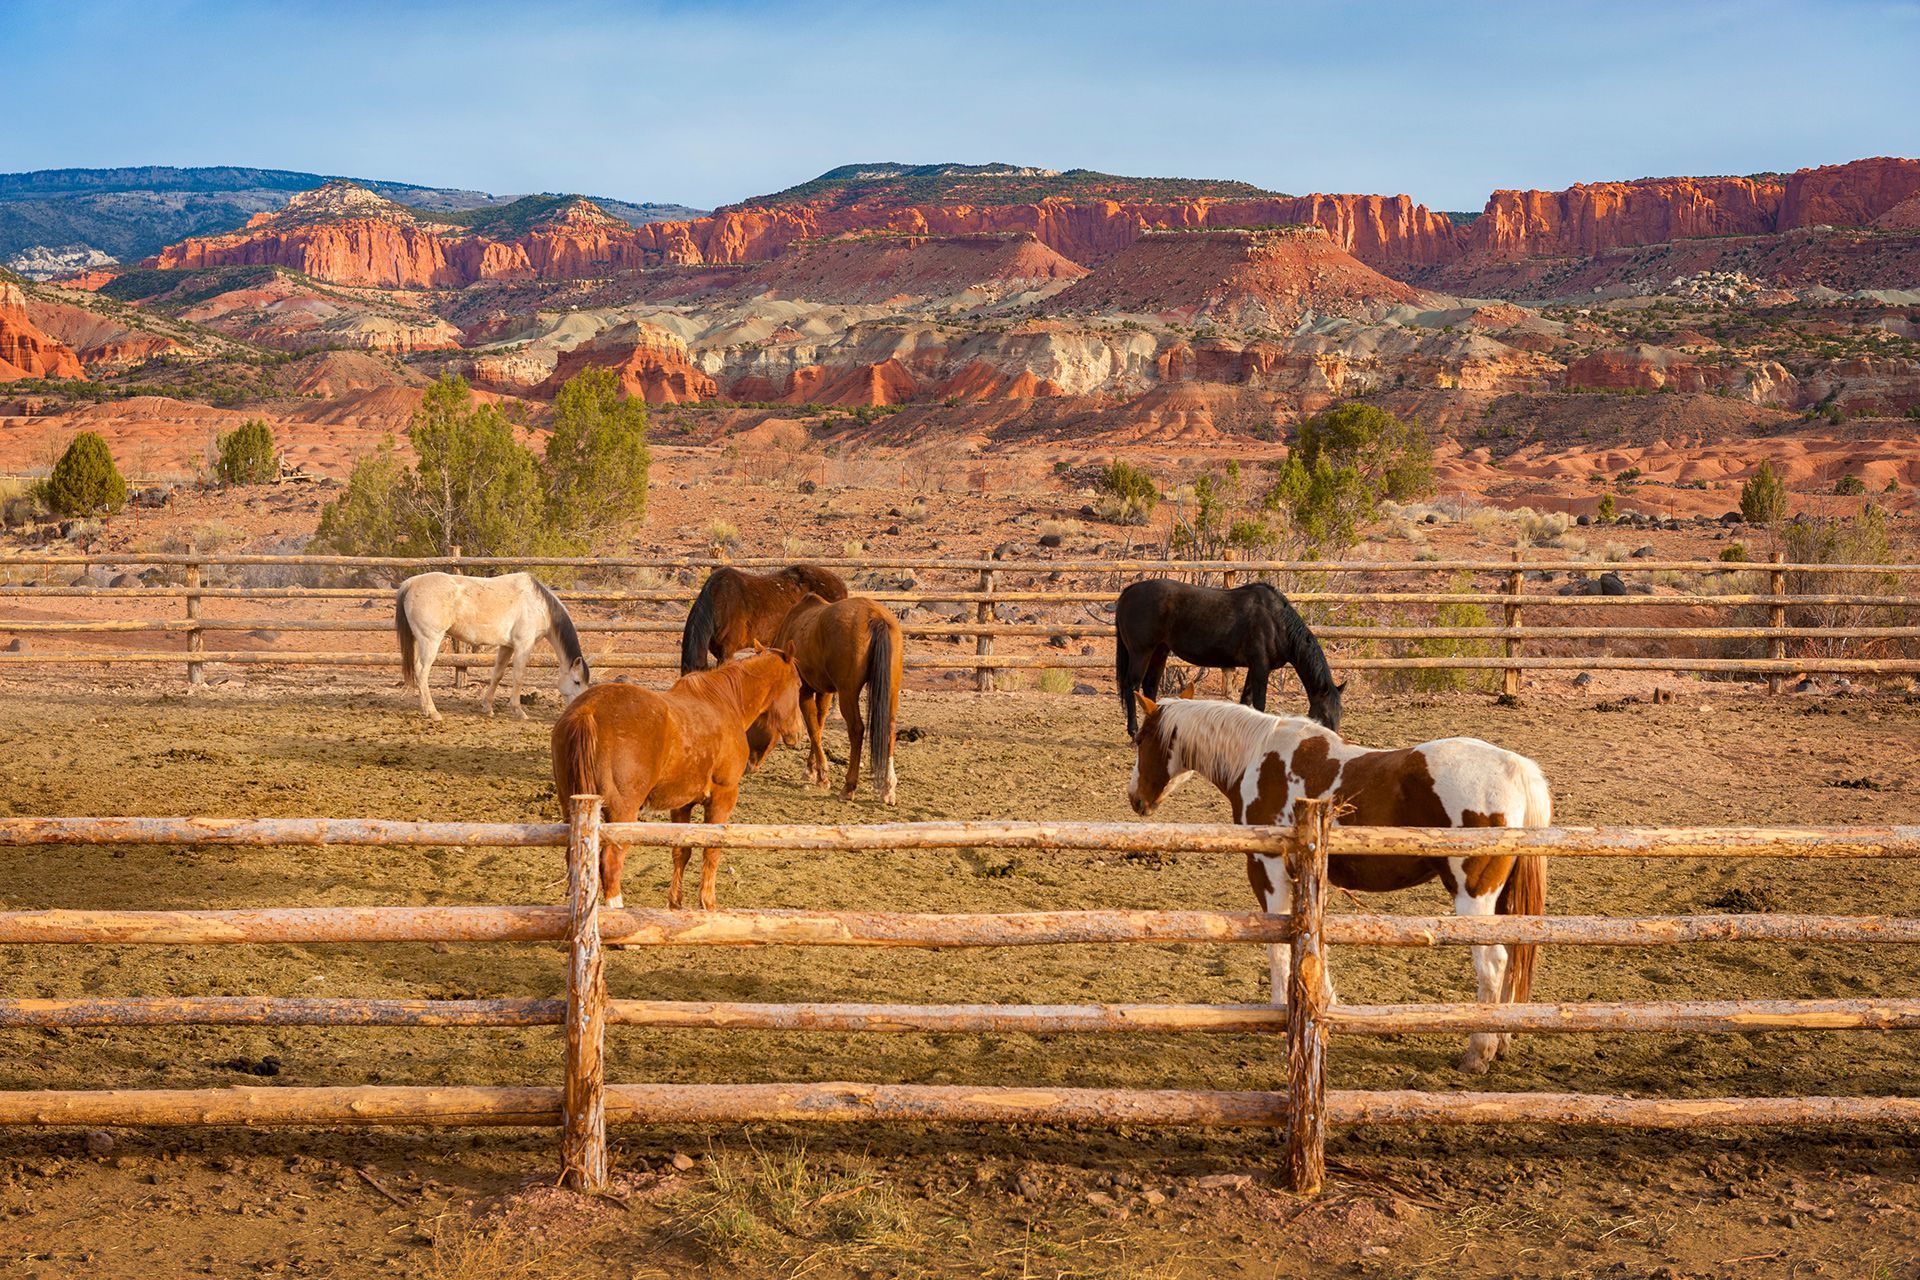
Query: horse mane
1156 699 1285 785
534 578 587 675
1264 585 1337 703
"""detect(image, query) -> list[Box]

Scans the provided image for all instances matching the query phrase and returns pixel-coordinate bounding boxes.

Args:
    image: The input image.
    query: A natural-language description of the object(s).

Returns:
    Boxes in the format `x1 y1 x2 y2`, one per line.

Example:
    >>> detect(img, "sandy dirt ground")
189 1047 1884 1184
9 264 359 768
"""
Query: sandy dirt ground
1 676 1918 1277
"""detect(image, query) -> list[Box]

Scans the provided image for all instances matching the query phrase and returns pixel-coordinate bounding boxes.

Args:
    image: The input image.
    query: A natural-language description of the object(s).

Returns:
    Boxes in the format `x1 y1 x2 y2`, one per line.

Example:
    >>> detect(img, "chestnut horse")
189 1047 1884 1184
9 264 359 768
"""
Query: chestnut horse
773 593 902 804
551 650 803 910
680 564 848 673
1128 692 1550 1073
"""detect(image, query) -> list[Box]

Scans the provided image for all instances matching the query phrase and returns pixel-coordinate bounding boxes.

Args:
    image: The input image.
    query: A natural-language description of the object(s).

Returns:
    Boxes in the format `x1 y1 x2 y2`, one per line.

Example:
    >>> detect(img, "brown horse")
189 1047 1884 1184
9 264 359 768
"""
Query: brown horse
680 564 848 673
551 650 803 910
1128 691 1550 1073
773 593 903 804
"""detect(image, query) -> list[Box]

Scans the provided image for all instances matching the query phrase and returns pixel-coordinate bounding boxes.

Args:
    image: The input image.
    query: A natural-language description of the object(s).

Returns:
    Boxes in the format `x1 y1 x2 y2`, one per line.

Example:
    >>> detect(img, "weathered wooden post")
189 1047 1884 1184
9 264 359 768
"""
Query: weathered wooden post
561 794 608 1191
1285 797 1333 1195
184 560 204 689
1768 550 1787 695
975 567 996 692
1503 550 1524 698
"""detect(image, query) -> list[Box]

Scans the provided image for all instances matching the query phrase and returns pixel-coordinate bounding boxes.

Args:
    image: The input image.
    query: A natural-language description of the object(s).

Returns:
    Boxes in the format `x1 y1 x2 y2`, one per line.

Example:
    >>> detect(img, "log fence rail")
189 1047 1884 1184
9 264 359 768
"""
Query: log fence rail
4 552 1918 687
2 809 1918 1191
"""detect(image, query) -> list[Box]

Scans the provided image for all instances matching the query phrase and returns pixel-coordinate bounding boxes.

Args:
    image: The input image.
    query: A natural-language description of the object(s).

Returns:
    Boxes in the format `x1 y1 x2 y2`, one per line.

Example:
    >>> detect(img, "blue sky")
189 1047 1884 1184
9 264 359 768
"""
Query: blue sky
2 0 1915 211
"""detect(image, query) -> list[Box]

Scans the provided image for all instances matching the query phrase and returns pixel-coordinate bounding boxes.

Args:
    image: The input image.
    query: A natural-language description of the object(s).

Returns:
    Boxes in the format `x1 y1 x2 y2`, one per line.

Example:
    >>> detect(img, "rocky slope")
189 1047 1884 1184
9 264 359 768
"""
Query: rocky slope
0 280 85 380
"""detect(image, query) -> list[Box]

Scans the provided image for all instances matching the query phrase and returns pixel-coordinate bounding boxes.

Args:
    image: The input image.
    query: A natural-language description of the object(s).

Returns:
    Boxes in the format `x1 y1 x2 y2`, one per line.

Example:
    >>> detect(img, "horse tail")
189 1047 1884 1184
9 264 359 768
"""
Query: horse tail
394 583 418 687
1498 760 1553 1003
681 571 726 674
550 702 601 818
866 615 898 799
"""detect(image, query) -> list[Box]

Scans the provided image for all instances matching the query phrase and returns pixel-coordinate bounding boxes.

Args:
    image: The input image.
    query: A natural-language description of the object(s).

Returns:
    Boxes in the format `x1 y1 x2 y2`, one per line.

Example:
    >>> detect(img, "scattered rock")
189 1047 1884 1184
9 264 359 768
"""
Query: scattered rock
1192 1173 1253 1192
1072 683 1099 696
1571 672 1592 687
670 1151 695 1172
2 638 26 653
1598 572 1627 596
84 1131 115 1158
1631 545 1655 558
1575 513 1593 527
1038 533 1064 548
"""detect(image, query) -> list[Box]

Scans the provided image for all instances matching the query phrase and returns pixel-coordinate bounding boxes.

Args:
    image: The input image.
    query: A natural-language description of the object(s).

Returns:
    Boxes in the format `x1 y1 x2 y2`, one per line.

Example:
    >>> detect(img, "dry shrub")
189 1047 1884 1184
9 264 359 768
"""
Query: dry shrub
670 1141 917 1265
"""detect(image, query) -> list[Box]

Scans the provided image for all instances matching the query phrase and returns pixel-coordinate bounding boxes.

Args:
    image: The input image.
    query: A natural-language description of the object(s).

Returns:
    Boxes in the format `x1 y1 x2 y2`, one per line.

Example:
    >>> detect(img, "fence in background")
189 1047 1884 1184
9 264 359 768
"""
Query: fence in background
3 551 1919 692
3 805 1920 1192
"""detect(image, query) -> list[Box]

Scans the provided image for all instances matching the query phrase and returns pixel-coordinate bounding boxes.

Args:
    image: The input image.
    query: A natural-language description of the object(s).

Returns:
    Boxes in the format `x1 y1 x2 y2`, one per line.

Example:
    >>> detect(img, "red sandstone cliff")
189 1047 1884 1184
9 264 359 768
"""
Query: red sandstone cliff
0 282 86 381
143 158 1920 293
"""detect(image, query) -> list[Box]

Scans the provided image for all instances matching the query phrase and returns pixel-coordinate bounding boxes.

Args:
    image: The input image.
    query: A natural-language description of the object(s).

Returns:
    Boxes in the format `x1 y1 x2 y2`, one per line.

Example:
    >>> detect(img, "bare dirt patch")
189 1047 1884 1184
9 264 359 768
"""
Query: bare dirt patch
1 681 1918 1276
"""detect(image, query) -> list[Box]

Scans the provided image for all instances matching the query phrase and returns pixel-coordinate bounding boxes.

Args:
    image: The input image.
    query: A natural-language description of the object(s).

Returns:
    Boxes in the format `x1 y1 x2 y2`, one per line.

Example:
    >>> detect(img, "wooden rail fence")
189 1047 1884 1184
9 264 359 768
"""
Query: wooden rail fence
3 551 1918 689
2 808 1919 1192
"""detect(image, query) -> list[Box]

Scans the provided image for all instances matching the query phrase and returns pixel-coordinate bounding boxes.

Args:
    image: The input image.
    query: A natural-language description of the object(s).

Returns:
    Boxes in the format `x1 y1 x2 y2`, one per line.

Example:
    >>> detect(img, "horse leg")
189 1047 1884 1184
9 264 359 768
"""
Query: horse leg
698 786 739 910
1242 662 1270 712
415 631 446 721
839 687 864 799
505 643 533 719
1452 858 1509 1074
800 691 828 787
1251 854 1292 1007
1142 646 1170 701
666 804 697 910
480 645 511 716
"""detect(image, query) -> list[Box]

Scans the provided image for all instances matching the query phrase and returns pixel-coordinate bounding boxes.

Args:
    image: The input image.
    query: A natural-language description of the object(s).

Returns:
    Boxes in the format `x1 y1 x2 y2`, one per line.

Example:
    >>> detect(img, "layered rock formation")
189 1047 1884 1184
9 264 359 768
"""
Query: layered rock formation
0 281 85 380
1054 226 1426 328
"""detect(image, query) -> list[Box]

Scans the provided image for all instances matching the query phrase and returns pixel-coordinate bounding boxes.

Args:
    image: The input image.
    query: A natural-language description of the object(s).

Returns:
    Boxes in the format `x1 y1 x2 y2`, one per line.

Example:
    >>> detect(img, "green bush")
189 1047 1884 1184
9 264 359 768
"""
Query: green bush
1597 493 1616 522
543 367 651 548
314 371 653 558
43 432 128 516
1740 461 1787 527
1833 474 1867 496
1262 403 1433 557
213 419 279 486
1095 460 1160 525
1720 542 1749 563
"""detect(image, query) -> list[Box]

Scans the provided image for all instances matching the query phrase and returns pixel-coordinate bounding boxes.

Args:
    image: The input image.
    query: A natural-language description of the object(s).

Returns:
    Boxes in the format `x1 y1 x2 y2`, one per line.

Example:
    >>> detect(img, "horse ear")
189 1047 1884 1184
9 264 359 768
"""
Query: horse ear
749 640 766 654
1134 691 1158 718
1336 680 1348 693
1178 675 1199 699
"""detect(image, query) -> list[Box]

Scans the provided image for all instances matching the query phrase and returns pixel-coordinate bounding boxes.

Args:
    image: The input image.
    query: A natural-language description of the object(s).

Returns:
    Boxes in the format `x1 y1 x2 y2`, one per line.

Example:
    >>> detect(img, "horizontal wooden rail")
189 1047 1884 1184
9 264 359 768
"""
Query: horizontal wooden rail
0 907 569 944
1328 998 1920 1034
2 1082 1915 1131
1327 1090 1920 1128
7 816 1916 861
0 996 564 1027
10 617 1920 643
0 816 566 846
5 553 1914 574
1325 912 1920 945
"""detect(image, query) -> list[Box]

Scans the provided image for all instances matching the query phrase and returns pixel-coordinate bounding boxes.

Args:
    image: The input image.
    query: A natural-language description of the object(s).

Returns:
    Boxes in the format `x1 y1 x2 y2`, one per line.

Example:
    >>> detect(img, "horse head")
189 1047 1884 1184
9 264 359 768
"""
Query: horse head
559 655 592 705
744 649 805 770
1129 693 1197 816
1309 679 1345 732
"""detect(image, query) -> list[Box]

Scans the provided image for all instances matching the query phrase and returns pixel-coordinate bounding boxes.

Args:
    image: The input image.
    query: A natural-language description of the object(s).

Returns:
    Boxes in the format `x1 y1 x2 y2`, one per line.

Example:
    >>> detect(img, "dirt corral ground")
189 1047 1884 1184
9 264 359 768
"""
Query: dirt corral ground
1 676 1919 1278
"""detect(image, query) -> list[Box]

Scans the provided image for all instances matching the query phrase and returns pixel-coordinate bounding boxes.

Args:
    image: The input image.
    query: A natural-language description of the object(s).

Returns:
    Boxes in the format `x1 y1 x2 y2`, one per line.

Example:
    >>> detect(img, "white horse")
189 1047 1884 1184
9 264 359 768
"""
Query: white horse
395 572 591 721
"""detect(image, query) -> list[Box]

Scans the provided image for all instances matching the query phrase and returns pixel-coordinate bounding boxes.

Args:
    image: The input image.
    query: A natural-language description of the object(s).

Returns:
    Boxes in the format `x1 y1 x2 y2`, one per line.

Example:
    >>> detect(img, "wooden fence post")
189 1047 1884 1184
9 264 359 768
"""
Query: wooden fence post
1503 551 1524 698
975 568 996 692
561 794 608 1191
1769 550 1786 695
1284 798 1333 1195
184 561 204 689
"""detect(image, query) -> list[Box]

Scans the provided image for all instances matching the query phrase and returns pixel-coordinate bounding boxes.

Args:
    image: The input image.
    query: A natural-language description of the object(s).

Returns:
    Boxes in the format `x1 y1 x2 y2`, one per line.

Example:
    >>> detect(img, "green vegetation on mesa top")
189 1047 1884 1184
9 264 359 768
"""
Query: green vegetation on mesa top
730 163 1289 212
426 194 583 235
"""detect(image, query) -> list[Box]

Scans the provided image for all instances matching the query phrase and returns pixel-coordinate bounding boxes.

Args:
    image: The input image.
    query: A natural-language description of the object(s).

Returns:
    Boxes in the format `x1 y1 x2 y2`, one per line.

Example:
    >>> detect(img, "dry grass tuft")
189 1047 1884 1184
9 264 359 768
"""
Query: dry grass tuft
669 1140 919 1270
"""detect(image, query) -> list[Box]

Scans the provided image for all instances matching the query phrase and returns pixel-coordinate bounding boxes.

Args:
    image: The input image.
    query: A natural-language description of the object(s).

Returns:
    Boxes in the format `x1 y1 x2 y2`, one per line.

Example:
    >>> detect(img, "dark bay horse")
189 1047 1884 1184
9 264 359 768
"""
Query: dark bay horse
773 593 903 804
551 650 803 910
1115 578 1342 737
1129 691 1550 1073
680 564 849 673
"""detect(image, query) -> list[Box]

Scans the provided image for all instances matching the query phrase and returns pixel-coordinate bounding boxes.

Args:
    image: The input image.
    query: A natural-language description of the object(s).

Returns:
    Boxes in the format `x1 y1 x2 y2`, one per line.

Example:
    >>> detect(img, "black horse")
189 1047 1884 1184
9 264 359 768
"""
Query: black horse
1115 578 1343 736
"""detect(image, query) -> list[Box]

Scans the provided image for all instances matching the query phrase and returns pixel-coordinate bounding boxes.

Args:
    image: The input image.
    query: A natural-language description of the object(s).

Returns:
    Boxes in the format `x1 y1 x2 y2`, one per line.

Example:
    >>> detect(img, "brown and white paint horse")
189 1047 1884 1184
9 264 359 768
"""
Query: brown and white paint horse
1128 692 1550 1072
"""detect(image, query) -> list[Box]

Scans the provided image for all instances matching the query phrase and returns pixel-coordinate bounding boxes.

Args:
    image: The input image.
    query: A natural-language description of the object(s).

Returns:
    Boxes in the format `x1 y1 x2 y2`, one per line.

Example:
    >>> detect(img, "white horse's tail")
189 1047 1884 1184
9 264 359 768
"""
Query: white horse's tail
394 584 419 687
